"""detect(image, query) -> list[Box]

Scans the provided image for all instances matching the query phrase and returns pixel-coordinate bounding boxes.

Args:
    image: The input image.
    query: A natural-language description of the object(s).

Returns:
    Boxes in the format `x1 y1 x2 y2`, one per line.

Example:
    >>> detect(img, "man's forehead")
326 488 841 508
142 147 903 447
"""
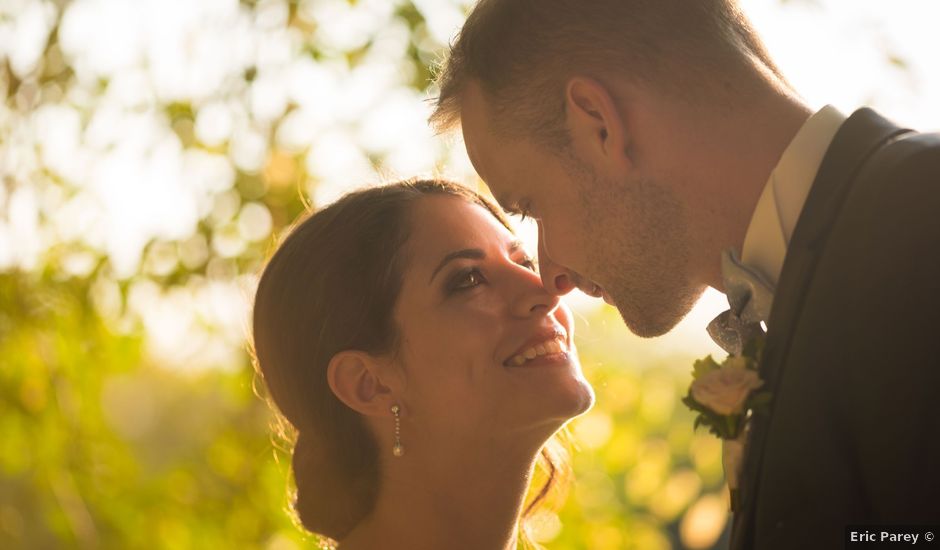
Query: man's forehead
459 85 491 157
457 81 523 210
459 79 490 120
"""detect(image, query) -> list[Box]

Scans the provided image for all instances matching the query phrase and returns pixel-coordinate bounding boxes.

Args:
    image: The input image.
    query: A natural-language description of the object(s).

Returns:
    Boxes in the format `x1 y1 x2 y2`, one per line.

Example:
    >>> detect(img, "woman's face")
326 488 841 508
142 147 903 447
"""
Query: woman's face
391 195 594 452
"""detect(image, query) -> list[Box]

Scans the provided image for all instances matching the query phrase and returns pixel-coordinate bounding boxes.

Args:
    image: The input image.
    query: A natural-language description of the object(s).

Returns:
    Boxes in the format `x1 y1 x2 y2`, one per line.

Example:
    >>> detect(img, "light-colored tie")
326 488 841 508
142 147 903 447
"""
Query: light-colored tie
707 249 775 355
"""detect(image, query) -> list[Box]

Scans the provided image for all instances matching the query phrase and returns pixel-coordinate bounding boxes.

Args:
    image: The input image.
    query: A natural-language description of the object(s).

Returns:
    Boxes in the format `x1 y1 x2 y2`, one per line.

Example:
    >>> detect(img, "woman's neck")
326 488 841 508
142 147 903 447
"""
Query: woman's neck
339 438 542 550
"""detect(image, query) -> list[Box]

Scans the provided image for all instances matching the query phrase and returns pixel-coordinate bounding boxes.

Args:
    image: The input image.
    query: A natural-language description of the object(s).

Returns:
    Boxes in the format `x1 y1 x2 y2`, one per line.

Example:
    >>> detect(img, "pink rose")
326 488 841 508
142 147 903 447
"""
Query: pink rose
691 363 763 416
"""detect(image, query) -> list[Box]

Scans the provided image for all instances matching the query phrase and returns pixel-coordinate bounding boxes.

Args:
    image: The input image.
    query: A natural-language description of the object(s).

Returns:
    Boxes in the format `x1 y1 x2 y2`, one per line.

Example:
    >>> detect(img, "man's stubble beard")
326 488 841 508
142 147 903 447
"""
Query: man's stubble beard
575 164 704 338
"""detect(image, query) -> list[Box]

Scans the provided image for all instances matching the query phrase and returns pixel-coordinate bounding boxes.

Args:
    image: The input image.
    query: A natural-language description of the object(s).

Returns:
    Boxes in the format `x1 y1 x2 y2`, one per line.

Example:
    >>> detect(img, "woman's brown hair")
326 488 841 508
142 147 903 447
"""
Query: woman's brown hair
251 179 567 543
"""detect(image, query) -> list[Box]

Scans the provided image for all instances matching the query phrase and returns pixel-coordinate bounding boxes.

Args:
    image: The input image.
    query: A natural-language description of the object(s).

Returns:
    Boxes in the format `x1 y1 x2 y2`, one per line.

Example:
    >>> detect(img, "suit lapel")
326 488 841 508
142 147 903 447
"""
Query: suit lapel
730 109 911 549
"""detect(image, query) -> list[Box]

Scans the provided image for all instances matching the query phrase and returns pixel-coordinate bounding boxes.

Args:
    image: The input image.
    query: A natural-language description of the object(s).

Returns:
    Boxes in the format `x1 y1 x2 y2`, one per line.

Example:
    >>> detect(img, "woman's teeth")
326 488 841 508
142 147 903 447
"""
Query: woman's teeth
508 338 568 366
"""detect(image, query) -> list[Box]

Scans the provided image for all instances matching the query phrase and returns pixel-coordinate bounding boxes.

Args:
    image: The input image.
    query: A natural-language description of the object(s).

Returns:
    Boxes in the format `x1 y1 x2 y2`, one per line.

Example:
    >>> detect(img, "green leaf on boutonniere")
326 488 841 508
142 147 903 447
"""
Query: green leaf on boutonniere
682 393 706 414
691 355 721 379
683 391 743 440
742 331 766 361
746 390 773 411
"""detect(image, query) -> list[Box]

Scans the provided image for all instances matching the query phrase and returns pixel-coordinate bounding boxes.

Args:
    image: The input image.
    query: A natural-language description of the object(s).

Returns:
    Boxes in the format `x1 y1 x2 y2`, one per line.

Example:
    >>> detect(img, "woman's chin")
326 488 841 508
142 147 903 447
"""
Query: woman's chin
530 375 596 429
499 354 595 434
563 376 596 418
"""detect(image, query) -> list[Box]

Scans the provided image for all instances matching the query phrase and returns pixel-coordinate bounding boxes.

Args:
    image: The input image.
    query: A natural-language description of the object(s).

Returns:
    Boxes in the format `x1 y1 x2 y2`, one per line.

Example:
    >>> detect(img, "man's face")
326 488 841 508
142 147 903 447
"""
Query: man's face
459 81 705 337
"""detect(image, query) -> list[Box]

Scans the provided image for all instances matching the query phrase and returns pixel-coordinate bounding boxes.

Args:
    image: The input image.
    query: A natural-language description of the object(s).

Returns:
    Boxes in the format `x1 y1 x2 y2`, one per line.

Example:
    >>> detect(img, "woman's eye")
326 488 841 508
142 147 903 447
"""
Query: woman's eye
452 268 486 291
520 257 538 272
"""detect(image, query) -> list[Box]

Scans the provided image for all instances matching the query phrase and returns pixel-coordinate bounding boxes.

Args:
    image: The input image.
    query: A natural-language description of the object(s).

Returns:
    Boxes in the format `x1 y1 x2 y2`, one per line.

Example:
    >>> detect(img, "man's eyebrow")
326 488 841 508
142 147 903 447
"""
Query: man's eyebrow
429 248 486 284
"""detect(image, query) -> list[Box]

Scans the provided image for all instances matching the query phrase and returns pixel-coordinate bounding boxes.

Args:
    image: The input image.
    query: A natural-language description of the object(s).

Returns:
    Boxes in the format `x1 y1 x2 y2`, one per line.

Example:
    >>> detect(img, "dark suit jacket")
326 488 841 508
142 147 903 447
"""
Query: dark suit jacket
730 108 940 550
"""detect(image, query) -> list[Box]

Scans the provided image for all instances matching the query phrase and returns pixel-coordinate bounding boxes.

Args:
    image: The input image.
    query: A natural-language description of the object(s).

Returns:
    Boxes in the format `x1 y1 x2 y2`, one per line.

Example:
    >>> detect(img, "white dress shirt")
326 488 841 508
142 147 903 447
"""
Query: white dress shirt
740 105 848 289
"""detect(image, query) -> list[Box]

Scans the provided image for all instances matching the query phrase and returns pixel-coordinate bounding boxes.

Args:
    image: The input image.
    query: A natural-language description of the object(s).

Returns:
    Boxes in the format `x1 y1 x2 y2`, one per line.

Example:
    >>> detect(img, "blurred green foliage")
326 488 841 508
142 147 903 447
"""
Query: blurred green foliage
0 271 303 548
0 1 733 548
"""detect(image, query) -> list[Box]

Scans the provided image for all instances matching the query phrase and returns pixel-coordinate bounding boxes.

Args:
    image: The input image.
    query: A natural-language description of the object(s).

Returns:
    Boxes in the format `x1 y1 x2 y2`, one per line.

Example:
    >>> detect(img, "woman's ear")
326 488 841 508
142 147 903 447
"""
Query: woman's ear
326 351 397 417
564 76 633 172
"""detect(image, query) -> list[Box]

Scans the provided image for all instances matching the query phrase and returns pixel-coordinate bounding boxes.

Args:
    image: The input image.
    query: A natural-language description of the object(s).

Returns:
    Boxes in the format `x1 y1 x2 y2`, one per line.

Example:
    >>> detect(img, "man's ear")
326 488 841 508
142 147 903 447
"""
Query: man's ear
326 350 397 417
564 77 632 171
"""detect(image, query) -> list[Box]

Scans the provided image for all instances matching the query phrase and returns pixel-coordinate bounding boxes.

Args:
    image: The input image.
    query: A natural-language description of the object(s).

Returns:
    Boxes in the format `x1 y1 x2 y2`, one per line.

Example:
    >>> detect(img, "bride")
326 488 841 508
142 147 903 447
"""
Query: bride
252 179 594 549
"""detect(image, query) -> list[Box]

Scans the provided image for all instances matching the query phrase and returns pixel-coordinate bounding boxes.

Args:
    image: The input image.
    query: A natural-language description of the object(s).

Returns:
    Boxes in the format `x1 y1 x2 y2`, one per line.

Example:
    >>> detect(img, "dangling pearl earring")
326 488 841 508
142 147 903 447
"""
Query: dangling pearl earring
391 404 404 457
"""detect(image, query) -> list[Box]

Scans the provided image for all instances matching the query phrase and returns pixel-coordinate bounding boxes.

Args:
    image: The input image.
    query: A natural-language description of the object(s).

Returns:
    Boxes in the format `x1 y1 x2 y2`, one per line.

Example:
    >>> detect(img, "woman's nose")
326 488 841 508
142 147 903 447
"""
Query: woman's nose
537 228 576 296
510 260 561 318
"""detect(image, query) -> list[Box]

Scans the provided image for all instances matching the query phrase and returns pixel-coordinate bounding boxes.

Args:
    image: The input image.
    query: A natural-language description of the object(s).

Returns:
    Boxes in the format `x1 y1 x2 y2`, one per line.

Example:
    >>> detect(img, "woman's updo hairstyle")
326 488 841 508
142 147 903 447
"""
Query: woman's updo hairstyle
251 179 511 540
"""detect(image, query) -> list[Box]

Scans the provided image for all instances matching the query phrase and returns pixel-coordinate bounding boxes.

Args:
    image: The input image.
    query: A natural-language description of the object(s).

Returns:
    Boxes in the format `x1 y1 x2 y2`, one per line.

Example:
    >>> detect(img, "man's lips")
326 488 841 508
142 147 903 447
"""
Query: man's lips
578 281 605 299
573 278 615 306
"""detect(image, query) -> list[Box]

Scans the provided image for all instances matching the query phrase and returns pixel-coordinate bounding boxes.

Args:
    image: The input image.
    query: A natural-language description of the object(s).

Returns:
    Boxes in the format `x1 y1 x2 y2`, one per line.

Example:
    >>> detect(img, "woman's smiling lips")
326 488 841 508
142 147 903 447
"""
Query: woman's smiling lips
503 327 570 367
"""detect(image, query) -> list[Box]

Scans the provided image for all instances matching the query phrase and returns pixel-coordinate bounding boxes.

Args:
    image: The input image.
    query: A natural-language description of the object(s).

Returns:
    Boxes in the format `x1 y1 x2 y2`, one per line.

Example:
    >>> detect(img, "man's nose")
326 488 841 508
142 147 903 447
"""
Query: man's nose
537 225 576 296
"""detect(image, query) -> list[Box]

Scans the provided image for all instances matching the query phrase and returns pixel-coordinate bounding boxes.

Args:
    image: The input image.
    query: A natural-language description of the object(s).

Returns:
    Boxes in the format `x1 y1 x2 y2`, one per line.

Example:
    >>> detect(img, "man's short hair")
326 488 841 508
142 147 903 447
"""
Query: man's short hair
431 0 784 148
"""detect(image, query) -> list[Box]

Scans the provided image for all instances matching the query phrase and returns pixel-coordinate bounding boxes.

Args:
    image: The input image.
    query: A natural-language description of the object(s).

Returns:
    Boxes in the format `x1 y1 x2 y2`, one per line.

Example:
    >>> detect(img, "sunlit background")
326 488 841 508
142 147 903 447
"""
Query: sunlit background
1 0 938 548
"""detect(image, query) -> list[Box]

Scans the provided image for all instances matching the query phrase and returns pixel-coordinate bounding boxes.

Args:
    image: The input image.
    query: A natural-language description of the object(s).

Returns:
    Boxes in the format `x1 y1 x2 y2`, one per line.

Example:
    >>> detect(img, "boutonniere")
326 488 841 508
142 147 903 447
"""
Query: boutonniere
682 333 771 511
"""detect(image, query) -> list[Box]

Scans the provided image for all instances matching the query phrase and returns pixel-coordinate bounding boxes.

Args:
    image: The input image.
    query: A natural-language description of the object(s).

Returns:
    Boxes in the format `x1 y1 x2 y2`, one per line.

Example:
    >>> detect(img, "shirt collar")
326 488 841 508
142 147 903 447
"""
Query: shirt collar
740 105 847 287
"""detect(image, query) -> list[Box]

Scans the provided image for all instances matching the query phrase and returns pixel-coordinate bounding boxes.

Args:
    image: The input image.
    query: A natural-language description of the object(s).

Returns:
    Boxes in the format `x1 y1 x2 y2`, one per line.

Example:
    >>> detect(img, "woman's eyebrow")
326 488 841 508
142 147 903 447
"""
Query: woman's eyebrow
428 248 485 284
427 240 527 284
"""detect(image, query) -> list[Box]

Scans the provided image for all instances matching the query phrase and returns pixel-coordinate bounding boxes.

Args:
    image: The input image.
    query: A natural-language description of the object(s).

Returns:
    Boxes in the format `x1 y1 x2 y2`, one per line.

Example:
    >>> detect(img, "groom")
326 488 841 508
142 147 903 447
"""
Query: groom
431 0 940 548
